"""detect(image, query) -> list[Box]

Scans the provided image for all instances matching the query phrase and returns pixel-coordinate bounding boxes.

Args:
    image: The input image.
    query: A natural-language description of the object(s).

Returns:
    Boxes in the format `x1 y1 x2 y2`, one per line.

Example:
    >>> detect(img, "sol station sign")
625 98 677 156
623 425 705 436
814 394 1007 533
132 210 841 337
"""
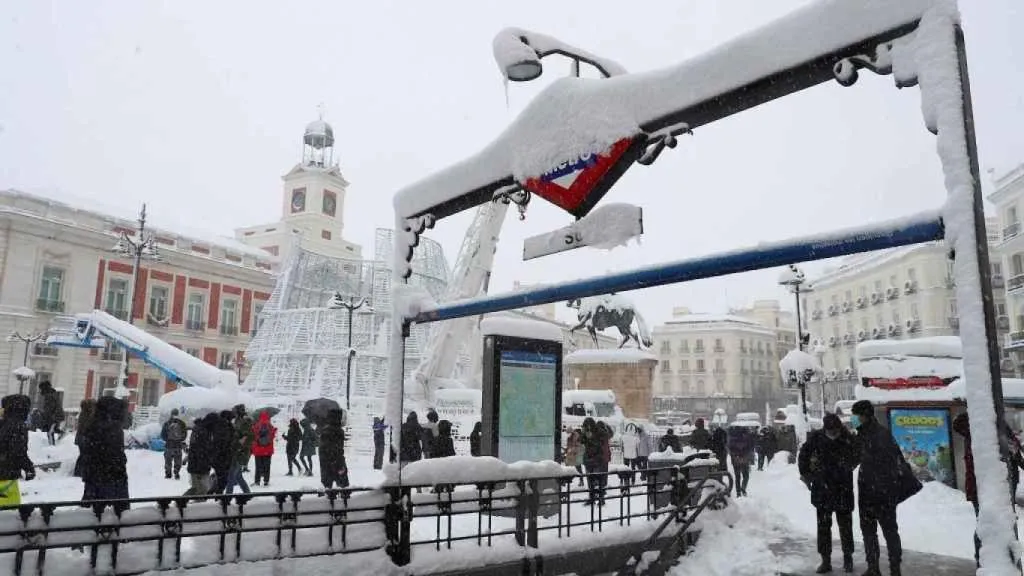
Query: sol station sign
522 138 638 218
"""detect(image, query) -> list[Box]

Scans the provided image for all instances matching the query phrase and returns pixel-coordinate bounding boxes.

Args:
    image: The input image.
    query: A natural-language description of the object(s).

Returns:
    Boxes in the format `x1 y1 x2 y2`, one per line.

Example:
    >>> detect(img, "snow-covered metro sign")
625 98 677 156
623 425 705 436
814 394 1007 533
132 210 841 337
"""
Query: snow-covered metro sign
522 138 637 218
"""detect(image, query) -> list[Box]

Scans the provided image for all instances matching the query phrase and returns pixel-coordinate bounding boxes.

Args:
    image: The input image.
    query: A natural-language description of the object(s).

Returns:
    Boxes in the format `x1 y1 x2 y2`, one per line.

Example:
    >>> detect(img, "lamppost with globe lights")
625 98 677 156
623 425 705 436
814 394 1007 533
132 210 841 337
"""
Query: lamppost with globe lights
779 264 813 419
328 292 372 411
110 204 160 400
7 330 46 394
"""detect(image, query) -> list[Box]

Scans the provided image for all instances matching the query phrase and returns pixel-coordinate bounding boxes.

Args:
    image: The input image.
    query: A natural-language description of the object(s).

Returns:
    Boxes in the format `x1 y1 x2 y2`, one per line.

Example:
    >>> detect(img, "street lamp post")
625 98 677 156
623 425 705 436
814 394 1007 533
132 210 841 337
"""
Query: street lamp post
110 204 160 400
779 264 813 420
812 341 828 418
229 357 251 385
7 331 46 394
328 292 369 411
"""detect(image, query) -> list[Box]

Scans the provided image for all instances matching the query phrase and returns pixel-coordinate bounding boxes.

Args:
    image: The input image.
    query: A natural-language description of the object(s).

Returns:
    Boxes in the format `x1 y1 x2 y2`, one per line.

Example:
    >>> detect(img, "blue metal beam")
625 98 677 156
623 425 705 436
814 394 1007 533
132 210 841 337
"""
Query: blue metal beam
413 210 944 325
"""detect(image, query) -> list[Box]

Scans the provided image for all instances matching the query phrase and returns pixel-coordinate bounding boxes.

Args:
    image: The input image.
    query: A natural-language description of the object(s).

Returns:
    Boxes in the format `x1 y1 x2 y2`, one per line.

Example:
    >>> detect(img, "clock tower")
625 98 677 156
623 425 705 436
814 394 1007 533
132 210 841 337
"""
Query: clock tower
235 114 362 263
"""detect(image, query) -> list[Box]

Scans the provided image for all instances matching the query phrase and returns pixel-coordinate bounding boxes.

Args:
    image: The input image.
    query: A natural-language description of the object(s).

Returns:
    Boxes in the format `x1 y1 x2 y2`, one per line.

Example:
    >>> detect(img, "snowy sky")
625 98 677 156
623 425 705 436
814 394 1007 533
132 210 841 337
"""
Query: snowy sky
2 0 1022 327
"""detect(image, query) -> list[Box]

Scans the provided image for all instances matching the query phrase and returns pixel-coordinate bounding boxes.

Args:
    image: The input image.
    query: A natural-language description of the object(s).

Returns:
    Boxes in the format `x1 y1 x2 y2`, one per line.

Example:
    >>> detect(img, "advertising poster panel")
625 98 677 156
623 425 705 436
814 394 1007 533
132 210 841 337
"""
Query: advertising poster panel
888 408 955 487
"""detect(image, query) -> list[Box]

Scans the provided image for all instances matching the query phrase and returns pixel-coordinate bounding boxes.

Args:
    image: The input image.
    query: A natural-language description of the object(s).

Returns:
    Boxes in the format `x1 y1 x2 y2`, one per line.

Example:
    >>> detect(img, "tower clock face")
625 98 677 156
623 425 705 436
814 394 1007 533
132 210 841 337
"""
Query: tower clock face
323 191 337 216
291 188 306 213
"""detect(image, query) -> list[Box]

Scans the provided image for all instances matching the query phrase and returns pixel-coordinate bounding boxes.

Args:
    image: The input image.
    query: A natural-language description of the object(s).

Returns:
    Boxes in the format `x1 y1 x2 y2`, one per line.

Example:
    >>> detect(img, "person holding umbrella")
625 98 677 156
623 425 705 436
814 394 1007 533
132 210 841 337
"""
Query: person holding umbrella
319 408 349 489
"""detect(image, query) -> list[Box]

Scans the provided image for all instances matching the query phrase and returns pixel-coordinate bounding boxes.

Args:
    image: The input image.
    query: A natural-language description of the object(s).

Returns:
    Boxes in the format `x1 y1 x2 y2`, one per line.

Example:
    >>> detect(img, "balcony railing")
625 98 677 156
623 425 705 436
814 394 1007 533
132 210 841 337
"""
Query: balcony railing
1007 331 1024 349
185 319 206 331
948 317 960 330
1003 221 1021 242
101 350 124 361
713 346 725 353
35 298 65 313
220 324 239 336
104 307 129 320
1009 274 1024 293
31 343 59 357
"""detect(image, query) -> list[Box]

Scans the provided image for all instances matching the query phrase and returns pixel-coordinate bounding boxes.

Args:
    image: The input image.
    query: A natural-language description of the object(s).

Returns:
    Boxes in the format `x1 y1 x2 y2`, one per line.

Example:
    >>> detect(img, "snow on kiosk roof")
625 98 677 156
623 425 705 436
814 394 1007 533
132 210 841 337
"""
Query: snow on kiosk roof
393 0 939 221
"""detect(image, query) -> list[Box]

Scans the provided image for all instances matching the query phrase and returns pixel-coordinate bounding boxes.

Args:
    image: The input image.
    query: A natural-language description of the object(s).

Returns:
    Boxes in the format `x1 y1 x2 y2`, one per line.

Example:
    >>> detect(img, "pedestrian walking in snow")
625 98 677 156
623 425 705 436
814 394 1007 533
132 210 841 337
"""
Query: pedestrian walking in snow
621 423 639 472
756 426 777 471
37 381 64 446
72 399 96 478
689 418 711 451
799 414 857 574
851 400 919 576
564 429 584 485
207 411 236 493
185 414 214 496
710 426 728 472
469 421 482 457
659 428 682 453
221 412 251 496
373 417 387 469
233 405 254 472
161 409 188 480
284 419 302 476
0 394 35 507
435 420 456 457
318 408 349 490
299 418 317 476
635 426 652 479
79 396 129 513
728 424 757 497
400 412 423 466
250 411 276 486
581 418 609 505
421 409 440 459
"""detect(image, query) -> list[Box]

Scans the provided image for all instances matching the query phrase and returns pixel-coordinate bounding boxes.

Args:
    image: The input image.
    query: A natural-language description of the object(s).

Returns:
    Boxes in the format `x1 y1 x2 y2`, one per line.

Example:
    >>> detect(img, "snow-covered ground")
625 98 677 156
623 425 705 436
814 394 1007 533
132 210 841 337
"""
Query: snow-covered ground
15 434 985 575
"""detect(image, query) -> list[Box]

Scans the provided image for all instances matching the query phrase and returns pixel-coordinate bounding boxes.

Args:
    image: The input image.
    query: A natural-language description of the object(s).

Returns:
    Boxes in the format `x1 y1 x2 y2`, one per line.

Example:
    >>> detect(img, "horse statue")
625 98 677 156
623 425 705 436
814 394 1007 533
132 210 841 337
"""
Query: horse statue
568 294 653 349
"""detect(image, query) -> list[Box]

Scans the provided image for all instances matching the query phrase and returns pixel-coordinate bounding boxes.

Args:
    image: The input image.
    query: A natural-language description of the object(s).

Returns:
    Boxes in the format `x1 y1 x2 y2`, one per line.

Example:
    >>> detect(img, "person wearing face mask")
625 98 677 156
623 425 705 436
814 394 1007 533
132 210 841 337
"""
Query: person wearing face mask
799 413 857 573
850 400 919 576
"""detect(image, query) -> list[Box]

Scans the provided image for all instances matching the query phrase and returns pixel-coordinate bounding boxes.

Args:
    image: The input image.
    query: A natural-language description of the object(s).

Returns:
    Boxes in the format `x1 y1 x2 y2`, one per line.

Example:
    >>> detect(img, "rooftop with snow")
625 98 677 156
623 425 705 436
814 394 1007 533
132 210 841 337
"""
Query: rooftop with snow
564 348 656 365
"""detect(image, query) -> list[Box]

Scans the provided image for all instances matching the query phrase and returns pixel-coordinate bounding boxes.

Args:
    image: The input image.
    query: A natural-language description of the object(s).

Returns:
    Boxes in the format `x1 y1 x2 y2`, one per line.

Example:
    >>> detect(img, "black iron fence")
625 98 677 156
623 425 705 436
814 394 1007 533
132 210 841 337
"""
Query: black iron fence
0 465 731 576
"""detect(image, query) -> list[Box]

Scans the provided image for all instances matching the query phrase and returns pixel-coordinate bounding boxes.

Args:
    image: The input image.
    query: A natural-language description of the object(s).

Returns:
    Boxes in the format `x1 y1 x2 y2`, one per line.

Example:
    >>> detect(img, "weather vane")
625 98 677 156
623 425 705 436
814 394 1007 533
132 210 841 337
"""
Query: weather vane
317 102 326 120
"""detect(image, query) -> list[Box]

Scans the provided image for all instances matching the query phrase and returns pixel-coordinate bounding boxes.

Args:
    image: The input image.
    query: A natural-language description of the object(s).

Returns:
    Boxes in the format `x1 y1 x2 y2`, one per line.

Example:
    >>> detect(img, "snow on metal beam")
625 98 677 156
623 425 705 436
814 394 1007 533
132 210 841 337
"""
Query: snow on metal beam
412 210 943 325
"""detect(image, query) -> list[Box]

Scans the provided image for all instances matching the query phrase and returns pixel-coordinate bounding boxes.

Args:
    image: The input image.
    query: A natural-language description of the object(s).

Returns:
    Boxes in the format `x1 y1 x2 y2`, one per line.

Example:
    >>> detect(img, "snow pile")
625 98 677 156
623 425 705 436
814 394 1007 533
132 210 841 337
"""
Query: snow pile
384 456 574 486
572 203 644 250
563 389 616 405
392 283 436 321
480 316 562 342
564 348 656 365
27 431 79 473
12 366 35 379
857 335 962 359
158 385 254 424
778 349 821 380
669 507 778 576
776 264 805 286
126 423 162 447
648 445 717 467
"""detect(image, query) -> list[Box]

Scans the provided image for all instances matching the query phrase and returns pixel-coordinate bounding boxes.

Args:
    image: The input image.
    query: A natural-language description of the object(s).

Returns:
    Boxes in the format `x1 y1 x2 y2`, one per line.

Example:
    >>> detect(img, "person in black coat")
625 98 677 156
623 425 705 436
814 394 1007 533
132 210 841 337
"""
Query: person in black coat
709 426 728 472
581 417 608 505
185 414 213 496
852 400 915 576
372 417 387 469
400 412 423 465
37 381 64 446
689 418 711 450
727 425 757 497
756 426 777 471
319 409 349 489
435 420 456 457
78 396 129 513
421 409 439 459
469 422 482 457
658 428 682 453
208 411 236 493
799 414 857 574
283 419 303 476
0 394 35 506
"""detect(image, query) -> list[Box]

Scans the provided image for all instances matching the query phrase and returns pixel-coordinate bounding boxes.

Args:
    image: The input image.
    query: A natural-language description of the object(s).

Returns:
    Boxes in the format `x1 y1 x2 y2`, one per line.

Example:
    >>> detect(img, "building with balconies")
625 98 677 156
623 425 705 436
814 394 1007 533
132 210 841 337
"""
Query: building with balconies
988 163 1024 372
651 308 780 419
805 220 1008 404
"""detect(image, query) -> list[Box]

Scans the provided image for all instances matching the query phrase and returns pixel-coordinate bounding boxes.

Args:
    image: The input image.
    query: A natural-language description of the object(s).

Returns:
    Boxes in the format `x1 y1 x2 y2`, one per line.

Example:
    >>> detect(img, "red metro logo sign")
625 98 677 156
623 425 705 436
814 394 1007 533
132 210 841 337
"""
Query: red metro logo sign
522 138 638 218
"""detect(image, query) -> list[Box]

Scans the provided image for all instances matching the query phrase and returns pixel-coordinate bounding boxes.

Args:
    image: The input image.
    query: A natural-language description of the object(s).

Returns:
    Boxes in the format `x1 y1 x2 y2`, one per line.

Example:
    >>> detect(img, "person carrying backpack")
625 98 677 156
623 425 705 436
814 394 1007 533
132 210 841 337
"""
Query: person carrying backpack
161 409 188 480
250 411 277 486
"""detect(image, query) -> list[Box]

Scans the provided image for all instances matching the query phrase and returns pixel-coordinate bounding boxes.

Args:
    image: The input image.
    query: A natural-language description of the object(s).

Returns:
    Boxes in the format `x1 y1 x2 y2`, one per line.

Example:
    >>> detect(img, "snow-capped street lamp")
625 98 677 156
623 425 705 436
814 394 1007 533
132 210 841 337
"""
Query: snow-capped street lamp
110 203 160 400
328 292 371 411
7 330 46 394
493 28 627 82
229 356 251 385
812 340 828 418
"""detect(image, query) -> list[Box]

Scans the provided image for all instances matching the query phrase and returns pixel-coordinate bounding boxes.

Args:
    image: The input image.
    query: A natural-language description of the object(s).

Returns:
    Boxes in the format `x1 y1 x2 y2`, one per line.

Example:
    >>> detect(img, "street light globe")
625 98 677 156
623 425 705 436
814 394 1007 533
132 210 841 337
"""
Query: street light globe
505 59 543 82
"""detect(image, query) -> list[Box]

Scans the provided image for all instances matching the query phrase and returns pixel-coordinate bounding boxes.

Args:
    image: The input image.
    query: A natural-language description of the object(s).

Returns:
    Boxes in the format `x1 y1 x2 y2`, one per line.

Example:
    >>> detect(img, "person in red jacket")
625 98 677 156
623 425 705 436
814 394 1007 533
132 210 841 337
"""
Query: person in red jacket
250 412 277 487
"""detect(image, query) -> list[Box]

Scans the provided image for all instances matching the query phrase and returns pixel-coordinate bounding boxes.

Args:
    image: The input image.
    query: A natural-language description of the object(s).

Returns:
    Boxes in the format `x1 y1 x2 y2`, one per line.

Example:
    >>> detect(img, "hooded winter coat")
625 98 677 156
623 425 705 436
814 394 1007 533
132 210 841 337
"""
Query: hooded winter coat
318 409 348 487
75 399 97 447
284 421 302 455
469 422 482 457
435 420 456 457
581 418 608 468
798 427 857 512
0 395 34 480
187 415 213 475
300 419 318 457
400 412 423 463
250 412 277 458
689 423 711 451
78 397 128 484
38 382 63 429
421 410 440 459
853 417 906 510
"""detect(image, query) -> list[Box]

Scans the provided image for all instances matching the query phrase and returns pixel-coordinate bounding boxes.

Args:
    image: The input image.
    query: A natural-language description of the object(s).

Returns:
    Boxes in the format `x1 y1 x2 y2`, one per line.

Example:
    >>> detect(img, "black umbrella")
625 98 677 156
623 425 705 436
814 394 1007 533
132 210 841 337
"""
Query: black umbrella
302 398 342 426
252 406 280 420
